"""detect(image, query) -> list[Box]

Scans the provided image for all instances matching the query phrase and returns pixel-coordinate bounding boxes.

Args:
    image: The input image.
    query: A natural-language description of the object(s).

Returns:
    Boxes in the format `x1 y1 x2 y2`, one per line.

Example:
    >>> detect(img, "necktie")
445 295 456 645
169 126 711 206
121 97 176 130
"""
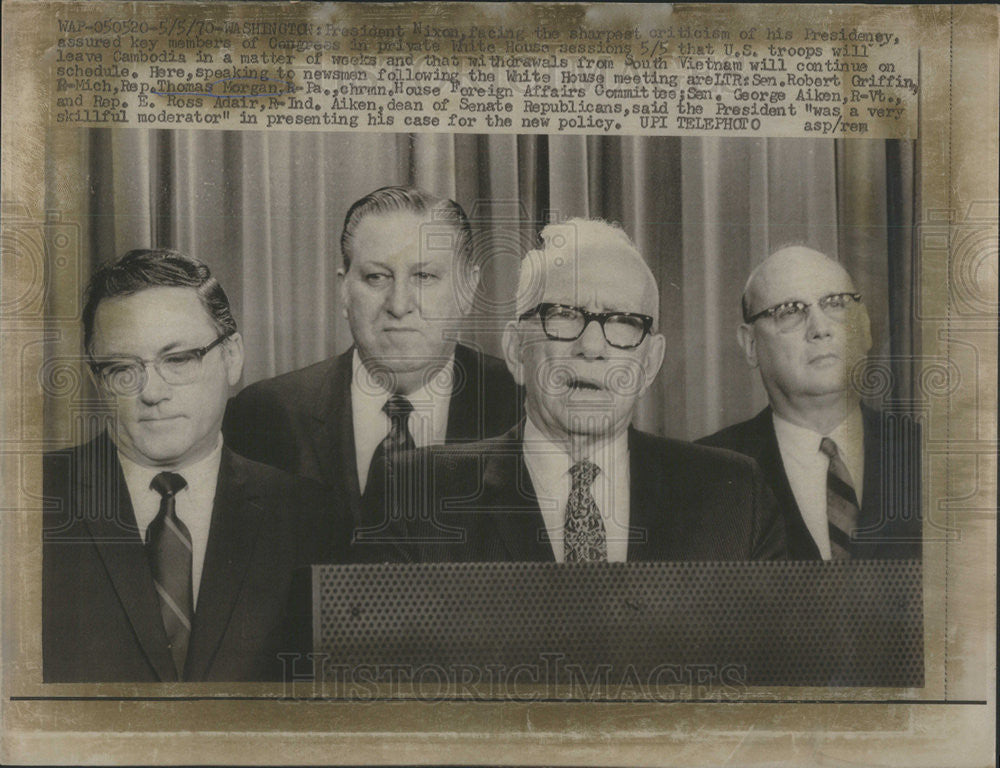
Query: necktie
147 471 192 679
820 437 860 560
366 395 416 491
564 460 607 563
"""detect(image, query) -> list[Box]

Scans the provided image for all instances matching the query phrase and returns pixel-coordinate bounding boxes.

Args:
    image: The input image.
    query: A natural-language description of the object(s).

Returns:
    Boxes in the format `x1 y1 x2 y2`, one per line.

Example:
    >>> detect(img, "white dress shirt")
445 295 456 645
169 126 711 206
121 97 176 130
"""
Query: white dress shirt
351 349 453 493
522 417 632 562
773 407 865 559
118 434 223 608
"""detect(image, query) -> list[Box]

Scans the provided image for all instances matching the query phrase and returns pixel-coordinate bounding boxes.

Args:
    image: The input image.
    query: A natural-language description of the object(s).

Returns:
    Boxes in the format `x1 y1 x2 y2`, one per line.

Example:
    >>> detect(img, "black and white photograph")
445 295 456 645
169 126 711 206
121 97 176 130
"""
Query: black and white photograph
40 130 923 687
2 2 996 765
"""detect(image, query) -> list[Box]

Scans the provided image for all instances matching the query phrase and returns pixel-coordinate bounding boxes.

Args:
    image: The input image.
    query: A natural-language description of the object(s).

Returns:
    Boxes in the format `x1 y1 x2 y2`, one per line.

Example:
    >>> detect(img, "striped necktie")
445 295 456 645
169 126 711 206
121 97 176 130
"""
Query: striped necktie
819 437 859 560
148 471 192 679
564 460 607 563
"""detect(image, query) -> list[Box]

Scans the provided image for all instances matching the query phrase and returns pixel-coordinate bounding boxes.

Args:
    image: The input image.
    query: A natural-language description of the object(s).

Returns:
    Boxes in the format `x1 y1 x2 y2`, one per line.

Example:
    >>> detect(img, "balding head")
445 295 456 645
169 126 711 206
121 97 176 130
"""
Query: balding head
515 219 660 326
736 245 872 432
742 246 857 323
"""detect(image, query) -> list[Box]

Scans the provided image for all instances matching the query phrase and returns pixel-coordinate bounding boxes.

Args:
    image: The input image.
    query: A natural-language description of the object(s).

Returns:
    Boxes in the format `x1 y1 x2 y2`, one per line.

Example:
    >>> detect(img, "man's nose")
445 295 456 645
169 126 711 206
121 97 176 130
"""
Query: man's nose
138 362 172 404
576 317 609 358
385 278 415 317
805 303 834 338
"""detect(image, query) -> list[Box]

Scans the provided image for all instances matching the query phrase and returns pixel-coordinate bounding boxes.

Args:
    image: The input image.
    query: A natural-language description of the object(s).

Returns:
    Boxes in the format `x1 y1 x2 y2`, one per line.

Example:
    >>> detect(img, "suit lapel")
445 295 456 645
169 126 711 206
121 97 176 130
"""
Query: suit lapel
445 344 478 442
482 426 555 562
82 435 178 682
855 404 890 559
184 449 264 681
755 409 821 559
858 404 881 525
626 429 680 561
314 349 363 522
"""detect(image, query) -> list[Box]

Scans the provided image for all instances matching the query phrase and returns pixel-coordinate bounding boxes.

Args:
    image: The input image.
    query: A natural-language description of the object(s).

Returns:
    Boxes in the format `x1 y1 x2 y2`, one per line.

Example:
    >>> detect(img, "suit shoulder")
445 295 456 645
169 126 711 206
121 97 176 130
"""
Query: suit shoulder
225 451 352 560
478 348 514 380
396 432 516 484
410 431 515 464
42 443 80 470
457 343 511 376
43 434 108 461
42 444 82 503
455 344 515 385
43 436 115 483
633 429 760 481
695 411 769 453
231 356 340 407
227 450 334 501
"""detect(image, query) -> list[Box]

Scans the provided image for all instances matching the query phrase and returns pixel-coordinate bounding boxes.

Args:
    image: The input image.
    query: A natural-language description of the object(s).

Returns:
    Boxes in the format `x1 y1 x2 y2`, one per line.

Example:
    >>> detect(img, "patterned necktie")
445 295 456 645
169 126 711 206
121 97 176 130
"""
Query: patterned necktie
147 471 192 679
564 460 607 563
367 395 416 483
819 437 860 560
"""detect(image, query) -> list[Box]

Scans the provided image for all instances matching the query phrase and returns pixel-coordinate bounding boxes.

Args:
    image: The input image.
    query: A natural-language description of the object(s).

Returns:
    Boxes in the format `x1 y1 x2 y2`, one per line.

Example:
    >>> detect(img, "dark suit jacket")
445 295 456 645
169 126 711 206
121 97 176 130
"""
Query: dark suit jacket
222 343 521 527
697 405 921 559
42 433 351 683
359 424 787 562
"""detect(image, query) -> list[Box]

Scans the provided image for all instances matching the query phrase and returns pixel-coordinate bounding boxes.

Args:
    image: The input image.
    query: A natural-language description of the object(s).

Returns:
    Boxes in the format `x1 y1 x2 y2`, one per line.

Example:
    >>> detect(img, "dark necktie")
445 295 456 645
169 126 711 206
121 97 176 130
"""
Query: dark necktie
820 437 860 560
564 460 607 563
147 471 192 679
367 395 416 484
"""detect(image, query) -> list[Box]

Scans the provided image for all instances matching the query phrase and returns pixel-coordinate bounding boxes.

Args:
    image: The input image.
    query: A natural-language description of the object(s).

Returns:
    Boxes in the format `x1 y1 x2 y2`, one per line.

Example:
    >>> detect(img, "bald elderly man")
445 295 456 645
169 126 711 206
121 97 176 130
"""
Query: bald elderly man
699 246 921 560
360 218 787 563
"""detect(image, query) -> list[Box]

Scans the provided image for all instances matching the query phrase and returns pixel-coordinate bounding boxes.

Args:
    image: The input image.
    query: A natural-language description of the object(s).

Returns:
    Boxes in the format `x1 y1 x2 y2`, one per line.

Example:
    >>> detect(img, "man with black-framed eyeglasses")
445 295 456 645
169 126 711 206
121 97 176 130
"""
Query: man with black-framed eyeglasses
699 245 921 560
362 219 786 563
43 249 352 682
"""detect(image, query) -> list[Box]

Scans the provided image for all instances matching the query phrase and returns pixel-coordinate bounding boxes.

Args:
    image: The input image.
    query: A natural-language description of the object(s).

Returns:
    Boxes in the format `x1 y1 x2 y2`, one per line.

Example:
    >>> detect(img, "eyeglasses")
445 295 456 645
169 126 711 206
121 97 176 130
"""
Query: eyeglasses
90 331 232 396
745 292 862 333
519 303 654 350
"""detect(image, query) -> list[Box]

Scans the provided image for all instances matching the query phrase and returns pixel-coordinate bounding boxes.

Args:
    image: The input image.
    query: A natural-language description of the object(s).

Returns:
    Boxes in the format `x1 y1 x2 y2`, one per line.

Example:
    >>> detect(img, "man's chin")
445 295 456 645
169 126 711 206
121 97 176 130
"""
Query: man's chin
801 376 852 399
378 358 437 373
118 442 190 469
363 344 454 373
564 411 617 437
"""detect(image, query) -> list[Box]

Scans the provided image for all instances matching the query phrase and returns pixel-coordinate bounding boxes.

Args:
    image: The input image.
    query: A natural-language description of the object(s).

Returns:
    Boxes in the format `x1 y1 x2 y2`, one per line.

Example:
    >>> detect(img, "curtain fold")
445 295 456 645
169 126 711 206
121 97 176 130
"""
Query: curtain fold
46 130 915 442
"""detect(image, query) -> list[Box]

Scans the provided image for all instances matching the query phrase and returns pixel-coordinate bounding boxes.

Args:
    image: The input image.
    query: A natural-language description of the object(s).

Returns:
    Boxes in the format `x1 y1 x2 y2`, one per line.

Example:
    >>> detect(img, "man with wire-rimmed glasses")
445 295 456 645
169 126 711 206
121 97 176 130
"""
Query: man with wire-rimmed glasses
699 245 921 560
43 249 352 682
362 219 786 563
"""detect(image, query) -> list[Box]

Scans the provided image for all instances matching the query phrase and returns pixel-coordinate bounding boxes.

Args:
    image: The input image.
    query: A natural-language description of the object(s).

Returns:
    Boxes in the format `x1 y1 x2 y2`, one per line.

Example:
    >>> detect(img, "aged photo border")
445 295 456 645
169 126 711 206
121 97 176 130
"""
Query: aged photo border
2 2 996 765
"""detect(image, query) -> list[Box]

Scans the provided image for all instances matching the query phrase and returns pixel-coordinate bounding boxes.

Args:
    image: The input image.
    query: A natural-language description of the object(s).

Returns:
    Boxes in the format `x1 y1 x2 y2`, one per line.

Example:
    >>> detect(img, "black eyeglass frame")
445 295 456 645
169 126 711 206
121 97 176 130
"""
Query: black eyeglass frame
518 302 655 350
744 292 863 326
89 330 234 394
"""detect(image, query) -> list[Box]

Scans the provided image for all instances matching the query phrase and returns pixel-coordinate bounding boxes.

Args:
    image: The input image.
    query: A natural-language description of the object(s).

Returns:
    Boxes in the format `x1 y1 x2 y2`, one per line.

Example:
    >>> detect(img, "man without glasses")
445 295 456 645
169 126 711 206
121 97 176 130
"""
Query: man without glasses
43 249 350 682
224 186 520 531
698 246 921 559
362 219 787 562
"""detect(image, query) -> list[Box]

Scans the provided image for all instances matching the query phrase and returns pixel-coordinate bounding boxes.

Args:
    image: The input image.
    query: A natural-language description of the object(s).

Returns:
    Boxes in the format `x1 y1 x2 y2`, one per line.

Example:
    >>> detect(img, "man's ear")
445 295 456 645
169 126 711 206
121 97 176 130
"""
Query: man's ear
337 266 349 319
858 304 873 354
502 320 525 385
456 262 481 316
737 323 758 368
222 332 245 386
639 332 666 393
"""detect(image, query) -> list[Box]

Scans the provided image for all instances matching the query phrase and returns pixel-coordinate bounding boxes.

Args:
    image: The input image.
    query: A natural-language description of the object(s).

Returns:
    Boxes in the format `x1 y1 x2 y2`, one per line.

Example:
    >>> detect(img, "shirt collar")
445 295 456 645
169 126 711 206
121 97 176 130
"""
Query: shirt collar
350 348 454 456
522 416 629 479
773 406 862 449
522 416 574 490
117 433 224 494
772 405 864 486
828 406 864 453
350 349 454 410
